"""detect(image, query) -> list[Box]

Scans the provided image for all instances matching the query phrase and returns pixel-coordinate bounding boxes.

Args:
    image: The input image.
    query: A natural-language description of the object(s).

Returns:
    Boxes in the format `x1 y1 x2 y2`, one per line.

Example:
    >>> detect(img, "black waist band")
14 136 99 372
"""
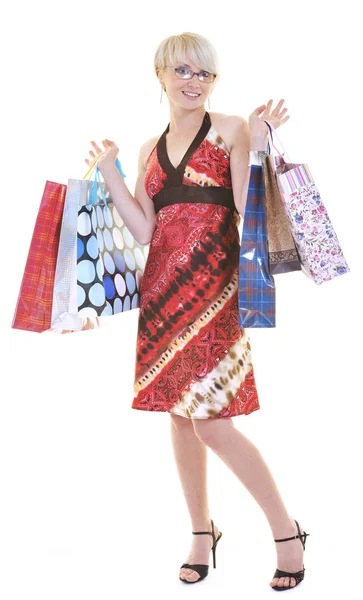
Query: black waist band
153 185 236 215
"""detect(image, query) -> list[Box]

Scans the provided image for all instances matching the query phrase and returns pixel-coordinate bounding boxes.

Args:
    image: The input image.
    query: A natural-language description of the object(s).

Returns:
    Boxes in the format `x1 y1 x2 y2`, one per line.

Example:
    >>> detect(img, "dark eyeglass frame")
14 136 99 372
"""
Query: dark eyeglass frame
165 66 216 83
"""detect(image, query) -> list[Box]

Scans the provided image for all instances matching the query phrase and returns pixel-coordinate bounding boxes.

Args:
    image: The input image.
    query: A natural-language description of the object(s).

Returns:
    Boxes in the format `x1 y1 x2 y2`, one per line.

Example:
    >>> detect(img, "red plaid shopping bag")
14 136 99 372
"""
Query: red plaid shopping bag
12 180 67 332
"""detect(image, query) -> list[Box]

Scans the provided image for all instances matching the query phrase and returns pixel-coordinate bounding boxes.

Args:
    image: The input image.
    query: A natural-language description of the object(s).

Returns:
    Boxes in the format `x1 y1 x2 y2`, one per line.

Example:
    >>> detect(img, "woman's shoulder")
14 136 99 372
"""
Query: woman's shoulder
209 111 249 153
139 134 161 169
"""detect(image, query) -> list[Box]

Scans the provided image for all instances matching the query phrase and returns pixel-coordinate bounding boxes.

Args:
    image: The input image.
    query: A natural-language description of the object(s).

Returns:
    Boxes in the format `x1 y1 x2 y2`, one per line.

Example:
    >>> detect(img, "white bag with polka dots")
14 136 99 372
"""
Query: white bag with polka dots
51 160 148 332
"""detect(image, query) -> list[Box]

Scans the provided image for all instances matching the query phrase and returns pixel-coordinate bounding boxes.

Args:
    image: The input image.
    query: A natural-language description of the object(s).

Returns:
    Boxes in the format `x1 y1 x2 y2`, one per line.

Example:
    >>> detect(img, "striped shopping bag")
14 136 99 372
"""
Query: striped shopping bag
12 181 67 332
238 164 276 328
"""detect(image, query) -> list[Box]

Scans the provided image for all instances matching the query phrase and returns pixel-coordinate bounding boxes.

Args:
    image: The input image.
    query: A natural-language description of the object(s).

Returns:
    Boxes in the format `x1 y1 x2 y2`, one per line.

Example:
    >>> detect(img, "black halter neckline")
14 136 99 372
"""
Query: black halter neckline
156 111 211 186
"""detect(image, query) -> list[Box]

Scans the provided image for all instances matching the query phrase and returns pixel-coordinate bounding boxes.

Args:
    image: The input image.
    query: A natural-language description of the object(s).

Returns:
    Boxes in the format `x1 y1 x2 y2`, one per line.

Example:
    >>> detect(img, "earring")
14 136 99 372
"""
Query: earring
160 86 164 104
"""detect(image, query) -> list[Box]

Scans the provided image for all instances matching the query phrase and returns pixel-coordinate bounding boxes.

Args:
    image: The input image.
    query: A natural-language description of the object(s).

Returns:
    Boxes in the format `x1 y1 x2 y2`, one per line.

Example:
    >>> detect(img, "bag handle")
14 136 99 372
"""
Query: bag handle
263 120 292 165
82 157 126 206
83 159 98 181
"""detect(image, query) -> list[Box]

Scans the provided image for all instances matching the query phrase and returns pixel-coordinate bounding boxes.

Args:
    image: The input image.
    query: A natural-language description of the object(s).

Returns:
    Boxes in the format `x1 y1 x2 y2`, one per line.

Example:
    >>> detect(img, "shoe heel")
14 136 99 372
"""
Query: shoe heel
212 532 222 569
212 545 216 569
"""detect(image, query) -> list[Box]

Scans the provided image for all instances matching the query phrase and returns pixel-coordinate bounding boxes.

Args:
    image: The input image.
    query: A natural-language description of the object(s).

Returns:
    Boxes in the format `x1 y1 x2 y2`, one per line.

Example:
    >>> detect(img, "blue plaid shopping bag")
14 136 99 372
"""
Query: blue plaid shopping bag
238 163 276 328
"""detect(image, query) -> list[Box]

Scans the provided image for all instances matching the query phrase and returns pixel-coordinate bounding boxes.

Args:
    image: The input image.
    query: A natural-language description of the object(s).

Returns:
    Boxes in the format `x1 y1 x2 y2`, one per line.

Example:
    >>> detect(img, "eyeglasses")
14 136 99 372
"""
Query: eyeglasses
166 66 216 83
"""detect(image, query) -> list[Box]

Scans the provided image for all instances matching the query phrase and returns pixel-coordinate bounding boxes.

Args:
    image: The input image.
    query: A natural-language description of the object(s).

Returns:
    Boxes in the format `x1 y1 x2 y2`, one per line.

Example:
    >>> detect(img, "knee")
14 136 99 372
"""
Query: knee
193 418 234 447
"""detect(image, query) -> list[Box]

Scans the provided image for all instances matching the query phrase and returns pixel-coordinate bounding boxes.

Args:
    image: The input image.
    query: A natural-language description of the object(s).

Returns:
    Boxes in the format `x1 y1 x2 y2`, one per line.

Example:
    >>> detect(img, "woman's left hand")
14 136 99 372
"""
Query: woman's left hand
249 98 290 138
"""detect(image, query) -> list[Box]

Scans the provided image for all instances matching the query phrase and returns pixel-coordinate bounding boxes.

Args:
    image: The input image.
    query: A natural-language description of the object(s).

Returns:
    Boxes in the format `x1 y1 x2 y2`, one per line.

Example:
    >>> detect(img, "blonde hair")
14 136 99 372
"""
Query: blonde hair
154 32 219 85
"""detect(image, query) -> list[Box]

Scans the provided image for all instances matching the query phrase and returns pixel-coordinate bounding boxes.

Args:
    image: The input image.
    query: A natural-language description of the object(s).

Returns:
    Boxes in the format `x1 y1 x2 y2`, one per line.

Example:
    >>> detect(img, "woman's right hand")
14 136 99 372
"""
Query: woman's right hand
84 139 119 172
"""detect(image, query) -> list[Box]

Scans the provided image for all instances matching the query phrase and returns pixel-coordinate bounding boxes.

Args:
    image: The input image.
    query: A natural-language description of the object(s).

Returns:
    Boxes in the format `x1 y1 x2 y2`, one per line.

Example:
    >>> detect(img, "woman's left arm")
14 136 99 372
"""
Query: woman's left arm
230 99 290 217
229 117 261 217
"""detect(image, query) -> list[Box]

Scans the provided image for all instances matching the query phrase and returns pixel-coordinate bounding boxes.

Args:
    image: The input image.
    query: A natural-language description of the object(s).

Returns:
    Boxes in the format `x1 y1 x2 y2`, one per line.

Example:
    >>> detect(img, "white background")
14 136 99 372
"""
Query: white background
1 1 362 598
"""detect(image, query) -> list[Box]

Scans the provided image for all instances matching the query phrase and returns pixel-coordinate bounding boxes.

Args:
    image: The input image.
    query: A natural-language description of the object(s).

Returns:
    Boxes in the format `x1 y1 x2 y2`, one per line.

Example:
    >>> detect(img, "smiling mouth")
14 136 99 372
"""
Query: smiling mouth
182 91 201 98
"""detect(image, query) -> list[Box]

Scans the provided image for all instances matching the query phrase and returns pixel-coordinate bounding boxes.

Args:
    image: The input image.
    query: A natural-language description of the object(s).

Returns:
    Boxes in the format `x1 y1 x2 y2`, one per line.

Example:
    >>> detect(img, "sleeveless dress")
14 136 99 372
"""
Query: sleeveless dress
132 111 260 419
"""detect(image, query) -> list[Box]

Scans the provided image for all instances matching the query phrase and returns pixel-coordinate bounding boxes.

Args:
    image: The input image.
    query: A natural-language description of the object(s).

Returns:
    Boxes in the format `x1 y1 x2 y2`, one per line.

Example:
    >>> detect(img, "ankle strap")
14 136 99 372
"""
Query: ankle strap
274 520 309 550
192 519 216 543
274 533 306 543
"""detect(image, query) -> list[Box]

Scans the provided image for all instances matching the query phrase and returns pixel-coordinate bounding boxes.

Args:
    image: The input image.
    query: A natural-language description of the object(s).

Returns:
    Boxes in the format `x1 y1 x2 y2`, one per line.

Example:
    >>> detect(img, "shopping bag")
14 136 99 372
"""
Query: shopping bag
51 158 148 331
265 122 350 285
12 181 67 332
263 151 301 275
238 164 276 328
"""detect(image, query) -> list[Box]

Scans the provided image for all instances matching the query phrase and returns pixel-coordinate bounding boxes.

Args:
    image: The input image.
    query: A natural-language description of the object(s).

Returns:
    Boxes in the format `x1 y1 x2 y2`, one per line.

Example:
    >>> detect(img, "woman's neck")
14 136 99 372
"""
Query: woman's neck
167 106 206 134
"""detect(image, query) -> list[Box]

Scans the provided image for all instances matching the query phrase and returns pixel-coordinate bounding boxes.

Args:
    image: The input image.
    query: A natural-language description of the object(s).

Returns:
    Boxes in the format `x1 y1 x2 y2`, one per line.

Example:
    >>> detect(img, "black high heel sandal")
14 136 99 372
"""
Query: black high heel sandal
179 518 222 584
271 519 310 591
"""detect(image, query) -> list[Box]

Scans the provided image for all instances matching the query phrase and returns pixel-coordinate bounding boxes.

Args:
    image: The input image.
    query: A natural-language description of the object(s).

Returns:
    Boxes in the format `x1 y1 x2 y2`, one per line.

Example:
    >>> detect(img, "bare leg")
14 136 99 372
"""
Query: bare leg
193 418 306 589
170 413 221 582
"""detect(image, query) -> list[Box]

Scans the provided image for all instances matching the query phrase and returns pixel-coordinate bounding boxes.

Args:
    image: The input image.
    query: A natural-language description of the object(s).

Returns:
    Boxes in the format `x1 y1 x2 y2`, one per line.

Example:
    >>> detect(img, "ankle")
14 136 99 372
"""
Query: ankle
191 517 213 531
271 515 298 540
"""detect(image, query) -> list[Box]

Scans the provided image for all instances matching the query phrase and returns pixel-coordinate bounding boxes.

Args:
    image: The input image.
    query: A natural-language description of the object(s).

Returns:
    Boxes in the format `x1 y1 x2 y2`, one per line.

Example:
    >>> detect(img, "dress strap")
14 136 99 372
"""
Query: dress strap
176 112 211 182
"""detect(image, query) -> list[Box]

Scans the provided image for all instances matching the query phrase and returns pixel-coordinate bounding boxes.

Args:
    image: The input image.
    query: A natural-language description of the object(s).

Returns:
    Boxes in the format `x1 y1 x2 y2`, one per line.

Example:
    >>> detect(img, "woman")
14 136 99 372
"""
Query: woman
85 32 309 591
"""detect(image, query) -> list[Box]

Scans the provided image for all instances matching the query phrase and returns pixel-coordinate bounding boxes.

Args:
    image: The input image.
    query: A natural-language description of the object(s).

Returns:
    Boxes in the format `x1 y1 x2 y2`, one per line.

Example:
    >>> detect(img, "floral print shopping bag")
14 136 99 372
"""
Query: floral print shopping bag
265 122 350 285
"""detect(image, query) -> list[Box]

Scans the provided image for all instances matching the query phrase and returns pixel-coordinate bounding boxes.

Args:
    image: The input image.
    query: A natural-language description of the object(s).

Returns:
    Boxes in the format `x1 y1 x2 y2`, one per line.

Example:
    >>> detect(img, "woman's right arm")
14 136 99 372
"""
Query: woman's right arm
97 138 157 246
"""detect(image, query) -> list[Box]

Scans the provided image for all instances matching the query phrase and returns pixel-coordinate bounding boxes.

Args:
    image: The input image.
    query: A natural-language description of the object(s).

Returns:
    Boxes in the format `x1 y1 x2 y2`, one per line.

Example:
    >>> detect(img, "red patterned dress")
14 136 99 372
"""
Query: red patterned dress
132 111 260 419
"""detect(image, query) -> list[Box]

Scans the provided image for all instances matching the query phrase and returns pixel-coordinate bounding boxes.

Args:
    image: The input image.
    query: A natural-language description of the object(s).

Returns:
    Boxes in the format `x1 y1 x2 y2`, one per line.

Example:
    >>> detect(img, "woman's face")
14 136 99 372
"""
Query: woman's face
158 58 214 109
